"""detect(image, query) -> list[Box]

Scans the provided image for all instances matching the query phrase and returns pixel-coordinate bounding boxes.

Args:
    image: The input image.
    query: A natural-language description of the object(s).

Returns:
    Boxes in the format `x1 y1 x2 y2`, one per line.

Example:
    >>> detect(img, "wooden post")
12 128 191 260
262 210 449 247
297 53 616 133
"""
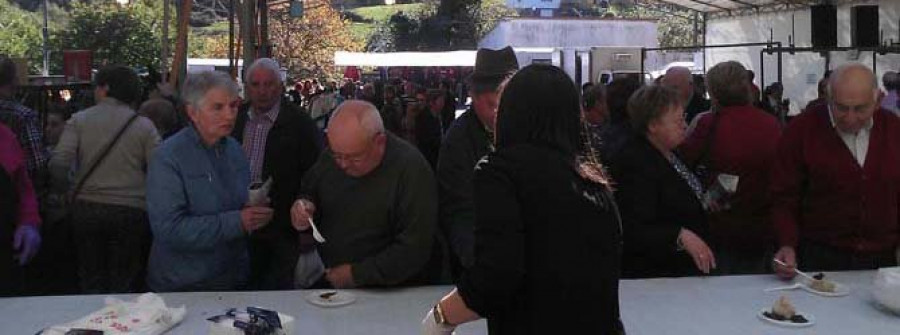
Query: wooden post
242 0 257 80
168 0 193 89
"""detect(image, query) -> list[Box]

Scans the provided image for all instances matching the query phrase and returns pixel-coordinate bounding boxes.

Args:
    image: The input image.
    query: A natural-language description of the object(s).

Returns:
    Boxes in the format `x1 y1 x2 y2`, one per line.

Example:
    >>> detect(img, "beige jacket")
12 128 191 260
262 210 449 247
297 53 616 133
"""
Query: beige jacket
50 98 160 210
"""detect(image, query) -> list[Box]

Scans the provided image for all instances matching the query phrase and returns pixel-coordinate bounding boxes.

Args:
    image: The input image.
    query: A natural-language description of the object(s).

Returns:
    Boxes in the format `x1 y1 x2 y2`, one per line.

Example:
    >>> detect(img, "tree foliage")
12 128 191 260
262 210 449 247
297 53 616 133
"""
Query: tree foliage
59 0 174 70
373 0 516 51
268 1 364 79
611 2 698 48
0 1 43 72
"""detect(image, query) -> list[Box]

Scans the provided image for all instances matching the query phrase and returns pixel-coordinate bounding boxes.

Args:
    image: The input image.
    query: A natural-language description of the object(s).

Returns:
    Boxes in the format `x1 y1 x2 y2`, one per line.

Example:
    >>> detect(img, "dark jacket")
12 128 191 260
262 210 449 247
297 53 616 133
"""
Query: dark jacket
457 144 624 335
415 109 443 170
609 135 709 278
232 100 322 288
436 110 492 271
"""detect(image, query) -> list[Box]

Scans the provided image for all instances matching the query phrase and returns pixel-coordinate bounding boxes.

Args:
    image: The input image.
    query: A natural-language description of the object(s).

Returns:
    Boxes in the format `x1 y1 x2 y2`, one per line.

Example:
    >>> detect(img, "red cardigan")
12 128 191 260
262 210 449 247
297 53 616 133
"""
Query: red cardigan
770 105 900 254
680 105 781 251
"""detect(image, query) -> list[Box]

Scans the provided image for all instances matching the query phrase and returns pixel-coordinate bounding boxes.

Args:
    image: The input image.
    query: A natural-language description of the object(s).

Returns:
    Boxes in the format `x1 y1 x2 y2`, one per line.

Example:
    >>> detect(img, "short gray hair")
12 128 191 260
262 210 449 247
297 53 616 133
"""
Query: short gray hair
628 85 682 133
244 58 282 84
706 61 751 107
829 63 877 98
331 100 385 137
181 71 239 109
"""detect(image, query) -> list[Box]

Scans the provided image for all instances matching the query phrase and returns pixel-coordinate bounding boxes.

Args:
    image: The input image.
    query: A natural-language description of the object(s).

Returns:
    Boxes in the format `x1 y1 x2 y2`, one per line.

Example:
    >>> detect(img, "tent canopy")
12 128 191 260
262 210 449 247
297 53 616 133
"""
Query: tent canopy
653 0 821 14
334 51 478 67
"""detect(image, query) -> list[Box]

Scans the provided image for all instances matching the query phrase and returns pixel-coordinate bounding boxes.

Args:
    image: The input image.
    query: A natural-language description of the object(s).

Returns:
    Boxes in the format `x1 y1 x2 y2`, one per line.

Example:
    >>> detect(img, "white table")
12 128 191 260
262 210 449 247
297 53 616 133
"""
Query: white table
619 271 900 334
1 271 897 334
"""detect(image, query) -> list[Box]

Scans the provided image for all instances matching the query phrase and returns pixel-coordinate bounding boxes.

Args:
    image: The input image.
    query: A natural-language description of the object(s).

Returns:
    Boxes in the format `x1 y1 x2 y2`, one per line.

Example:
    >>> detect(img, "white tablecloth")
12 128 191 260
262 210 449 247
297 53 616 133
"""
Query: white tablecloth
1 271 897 334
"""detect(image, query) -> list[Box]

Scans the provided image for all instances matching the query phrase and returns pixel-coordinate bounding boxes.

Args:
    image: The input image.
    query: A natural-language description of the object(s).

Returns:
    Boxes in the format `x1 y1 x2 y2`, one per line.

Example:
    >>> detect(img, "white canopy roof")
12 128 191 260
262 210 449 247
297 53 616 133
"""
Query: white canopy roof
333 51 478 67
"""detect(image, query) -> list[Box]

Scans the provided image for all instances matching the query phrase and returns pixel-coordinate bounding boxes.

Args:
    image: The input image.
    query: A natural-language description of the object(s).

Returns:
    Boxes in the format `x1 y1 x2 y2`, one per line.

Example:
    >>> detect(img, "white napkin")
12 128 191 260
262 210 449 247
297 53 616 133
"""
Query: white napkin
42 293 186 335
247 177 273 207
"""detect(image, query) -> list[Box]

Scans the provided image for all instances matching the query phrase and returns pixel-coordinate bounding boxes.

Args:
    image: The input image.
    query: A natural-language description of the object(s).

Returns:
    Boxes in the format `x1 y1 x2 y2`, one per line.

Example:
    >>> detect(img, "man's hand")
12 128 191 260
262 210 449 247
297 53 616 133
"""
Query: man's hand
326 264 356 289
679 229 717 274
290 199 316 231
773 246 798 280
240 206 274 233
13 225 41 266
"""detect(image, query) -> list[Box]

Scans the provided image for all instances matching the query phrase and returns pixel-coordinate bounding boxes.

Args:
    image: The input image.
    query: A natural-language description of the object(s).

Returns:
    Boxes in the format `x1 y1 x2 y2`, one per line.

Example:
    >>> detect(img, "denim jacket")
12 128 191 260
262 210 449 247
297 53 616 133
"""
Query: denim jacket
146 126 250 291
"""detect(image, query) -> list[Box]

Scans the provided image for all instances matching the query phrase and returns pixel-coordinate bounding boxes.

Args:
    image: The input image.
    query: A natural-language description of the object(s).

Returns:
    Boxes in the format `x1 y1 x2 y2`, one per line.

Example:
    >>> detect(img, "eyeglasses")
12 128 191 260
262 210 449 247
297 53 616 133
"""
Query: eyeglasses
329 133 382 165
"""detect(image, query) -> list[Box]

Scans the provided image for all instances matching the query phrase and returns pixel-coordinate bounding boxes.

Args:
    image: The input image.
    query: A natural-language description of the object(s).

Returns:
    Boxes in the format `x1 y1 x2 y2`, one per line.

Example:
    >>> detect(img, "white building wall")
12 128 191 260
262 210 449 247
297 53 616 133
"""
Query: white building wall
706 0 900 114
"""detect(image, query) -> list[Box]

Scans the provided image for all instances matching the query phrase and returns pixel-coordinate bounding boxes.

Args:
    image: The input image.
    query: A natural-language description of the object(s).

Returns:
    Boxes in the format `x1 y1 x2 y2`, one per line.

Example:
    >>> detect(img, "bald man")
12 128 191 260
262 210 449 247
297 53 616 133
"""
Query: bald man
662 67 708 123
289 100 439 289
771 64 900 278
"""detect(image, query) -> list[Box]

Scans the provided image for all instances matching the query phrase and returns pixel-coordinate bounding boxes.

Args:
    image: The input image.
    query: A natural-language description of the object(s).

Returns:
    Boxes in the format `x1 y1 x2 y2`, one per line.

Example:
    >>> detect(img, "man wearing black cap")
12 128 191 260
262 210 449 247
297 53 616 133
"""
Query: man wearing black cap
437 47 518 280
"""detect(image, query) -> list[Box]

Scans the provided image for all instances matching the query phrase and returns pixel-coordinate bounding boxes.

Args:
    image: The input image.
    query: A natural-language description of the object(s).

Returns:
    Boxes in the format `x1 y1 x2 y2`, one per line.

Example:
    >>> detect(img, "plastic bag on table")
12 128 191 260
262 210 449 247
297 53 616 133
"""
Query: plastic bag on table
41 293 186 335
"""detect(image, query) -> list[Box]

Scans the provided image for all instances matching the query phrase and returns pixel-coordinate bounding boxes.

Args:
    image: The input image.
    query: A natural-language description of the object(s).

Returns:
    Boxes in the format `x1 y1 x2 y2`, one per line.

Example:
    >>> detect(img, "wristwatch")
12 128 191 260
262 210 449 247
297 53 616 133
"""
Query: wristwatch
433 302 451 326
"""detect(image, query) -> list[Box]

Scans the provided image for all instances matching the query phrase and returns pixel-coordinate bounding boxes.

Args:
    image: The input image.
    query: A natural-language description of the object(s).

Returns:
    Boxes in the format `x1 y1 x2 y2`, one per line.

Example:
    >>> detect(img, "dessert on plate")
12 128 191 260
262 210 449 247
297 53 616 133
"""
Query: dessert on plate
762 295 810 324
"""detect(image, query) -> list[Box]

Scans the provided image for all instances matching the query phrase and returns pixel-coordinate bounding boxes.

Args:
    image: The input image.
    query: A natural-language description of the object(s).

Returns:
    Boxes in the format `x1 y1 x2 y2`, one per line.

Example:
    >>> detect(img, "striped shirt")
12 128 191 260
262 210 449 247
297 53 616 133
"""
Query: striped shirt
242 102 280 183
0 99 48 182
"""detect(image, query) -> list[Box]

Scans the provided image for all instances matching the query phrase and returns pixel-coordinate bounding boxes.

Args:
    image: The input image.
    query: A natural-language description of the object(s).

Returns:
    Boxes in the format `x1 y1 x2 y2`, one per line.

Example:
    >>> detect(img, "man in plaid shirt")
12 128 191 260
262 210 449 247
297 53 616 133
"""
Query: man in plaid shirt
0 56 48 183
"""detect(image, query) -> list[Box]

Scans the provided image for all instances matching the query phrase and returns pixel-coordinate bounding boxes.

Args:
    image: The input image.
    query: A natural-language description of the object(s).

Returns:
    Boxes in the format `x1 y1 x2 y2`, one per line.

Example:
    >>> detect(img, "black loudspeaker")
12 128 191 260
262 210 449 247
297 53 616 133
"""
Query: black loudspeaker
811 5 837 48
851 5 880 48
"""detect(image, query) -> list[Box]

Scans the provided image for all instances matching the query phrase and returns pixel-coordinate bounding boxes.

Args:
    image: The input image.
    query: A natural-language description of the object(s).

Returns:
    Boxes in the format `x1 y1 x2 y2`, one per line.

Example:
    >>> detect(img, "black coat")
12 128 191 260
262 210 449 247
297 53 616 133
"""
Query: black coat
233 101 322 238
609 135 709 278
457 144 624 335
437 110 493 273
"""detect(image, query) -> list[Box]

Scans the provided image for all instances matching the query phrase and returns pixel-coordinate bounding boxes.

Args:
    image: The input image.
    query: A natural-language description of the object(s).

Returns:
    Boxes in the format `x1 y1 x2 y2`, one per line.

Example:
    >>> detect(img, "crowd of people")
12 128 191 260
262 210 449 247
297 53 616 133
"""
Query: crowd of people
1 47 899 334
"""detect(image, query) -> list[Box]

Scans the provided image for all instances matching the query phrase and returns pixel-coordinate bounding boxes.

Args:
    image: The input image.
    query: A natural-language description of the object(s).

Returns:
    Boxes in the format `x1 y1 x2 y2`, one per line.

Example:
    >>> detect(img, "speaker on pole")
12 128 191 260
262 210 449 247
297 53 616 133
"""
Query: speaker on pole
851 5 880 48
811 4 837 48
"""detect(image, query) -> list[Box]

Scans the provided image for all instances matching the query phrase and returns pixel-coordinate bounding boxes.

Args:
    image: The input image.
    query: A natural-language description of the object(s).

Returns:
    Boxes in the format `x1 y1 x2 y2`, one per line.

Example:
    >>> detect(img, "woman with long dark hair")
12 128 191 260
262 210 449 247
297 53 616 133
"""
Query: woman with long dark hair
422 64 625 334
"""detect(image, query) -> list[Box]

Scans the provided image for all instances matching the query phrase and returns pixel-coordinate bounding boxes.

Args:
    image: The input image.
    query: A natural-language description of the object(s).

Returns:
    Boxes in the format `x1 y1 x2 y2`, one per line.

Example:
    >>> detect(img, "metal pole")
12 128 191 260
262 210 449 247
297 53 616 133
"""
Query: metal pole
777 43 783 84
760 49 765 89
640 48 646 85
42 0 49 77
162 0 170 83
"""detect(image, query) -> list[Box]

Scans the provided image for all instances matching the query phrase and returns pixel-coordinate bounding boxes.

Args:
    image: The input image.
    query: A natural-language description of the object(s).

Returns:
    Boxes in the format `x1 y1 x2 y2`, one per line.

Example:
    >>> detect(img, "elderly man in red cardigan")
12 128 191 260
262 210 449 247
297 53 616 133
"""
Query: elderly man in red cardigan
772 63 900 279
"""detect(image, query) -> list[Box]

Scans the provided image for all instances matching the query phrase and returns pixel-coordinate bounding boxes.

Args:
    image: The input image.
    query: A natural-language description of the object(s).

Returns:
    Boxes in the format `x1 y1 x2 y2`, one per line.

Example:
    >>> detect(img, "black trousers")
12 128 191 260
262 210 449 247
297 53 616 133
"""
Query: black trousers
798 241 897 272
71 200 151 294
248 234 301 290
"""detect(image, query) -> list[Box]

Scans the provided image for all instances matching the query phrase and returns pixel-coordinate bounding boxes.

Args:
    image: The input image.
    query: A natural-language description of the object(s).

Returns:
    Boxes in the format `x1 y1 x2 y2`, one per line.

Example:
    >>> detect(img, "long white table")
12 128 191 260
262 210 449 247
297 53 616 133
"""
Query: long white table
1 271 897 334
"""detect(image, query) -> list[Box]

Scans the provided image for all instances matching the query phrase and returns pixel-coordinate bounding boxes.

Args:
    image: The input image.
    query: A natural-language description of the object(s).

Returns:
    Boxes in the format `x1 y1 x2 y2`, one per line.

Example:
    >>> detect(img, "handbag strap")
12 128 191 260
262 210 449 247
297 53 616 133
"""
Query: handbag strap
69 113 140 202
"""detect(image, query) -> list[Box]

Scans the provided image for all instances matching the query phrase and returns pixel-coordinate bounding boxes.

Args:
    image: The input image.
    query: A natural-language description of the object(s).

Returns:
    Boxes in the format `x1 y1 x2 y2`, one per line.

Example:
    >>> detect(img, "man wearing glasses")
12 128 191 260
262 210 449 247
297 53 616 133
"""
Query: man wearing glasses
289 100 439 289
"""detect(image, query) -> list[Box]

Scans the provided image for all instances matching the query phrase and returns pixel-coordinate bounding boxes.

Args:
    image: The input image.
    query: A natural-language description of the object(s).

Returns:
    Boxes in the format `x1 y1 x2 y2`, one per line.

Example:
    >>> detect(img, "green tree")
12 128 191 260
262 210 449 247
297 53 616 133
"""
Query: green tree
611 2 698 48
58 0 174 70
374 0 515 51
0 1 44 74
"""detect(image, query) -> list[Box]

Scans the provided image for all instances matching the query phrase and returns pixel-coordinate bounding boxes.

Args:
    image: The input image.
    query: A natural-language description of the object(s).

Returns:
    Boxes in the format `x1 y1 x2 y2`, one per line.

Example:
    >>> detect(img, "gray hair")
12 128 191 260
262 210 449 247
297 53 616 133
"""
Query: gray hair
244 58 282 84
181 70 239 110
330 100 385 137
706 61 751 107
628 85 682 134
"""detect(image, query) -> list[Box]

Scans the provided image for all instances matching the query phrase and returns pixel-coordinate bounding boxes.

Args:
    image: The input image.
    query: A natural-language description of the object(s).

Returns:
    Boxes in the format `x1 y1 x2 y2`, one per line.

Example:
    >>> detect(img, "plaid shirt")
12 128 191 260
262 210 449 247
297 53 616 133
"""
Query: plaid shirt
242 102 280 183
0 99 48 182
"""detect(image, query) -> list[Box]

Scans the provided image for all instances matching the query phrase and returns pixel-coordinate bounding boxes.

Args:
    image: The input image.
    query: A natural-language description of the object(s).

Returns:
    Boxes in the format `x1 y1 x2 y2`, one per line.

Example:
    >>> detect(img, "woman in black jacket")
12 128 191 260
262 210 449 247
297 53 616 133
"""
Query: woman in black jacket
609 85 715 278
422 65 625 335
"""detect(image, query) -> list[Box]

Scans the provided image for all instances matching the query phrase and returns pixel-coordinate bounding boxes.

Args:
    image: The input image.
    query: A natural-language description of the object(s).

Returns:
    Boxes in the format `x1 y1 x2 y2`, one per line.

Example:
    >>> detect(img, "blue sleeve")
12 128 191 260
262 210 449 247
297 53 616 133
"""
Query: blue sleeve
146 148 245 251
